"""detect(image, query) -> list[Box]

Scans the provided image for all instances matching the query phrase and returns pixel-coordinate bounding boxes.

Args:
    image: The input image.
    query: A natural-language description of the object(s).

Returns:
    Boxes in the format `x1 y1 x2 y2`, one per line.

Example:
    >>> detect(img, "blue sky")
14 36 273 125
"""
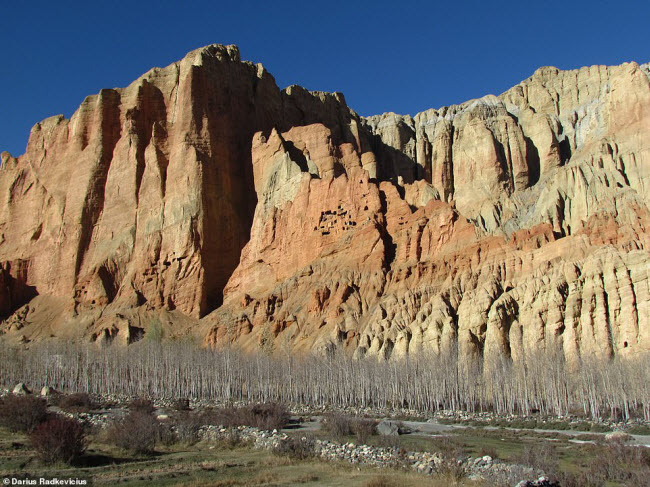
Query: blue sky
1 0 649 156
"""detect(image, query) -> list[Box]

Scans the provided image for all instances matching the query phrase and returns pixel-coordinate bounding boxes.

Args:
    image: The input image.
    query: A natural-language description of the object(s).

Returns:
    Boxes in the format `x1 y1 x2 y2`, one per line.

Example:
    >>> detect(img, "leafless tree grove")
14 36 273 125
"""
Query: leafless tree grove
1 341 647 421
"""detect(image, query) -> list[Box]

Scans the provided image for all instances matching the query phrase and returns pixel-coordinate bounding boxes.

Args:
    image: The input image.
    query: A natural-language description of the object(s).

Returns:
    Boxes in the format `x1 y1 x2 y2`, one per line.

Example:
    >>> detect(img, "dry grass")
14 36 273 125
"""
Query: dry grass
364 476 398 487
321 412 378 443
0 425 483 487
199 403 290 431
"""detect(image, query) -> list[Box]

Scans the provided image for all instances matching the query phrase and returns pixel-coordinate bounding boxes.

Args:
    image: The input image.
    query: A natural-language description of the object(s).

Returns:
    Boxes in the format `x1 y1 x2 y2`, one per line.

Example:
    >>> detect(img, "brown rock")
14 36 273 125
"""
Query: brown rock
0 46 647 366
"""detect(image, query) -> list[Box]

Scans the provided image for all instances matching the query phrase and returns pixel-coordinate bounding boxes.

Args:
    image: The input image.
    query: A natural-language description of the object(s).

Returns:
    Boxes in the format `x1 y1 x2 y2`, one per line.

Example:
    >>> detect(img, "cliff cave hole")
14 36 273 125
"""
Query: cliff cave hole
624 341 628 348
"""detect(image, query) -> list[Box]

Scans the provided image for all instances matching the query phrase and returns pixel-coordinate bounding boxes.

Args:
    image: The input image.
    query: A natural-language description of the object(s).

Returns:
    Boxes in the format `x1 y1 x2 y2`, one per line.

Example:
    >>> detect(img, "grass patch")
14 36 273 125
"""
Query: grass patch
437 416 615 433
0 427 481 486
627 424 650 435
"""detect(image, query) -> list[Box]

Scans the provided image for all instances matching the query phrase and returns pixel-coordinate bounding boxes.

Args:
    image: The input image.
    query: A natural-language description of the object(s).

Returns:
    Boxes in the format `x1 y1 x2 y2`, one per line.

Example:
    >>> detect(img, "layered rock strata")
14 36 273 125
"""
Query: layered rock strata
0 46 647 363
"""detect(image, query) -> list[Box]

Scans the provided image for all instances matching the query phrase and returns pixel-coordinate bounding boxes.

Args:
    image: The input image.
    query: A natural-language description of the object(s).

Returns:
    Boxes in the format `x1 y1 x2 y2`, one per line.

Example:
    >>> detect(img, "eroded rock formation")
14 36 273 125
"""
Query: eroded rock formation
0 45 647 363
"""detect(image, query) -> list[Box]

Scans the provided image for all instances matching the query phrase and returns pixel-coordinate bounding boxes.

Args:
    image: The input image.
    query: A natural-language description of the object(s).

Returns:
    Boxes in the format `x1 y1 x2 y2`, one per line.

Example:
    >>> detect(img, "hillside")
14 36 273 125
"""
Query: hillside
0 45 648 363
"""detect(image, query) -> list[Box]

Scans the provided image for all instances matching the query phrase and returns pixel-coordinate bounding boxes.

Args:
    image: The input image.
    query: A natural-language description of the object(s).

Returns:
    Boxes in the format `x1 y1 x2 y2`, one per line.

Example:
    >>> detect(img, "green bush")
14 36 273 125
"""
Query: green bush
627 424 650 435
589 423 612 433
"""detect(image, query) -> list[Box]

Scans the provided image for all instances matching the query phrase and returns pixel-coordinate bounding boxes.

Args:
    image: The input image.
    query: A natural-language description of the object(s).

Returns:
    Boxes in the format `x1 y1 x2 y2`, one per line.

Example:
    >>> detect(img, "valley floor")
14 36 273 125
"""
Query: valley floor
0 428 479 487
2 401 649 486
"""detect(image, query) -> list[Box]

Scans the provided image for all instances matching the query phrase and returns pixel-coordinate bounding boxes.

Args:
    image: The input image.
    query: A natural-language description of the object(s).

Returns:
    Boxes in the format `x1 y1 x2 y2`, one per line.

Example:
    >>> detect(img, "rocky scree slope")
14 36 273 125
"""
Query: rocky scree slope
0 45 648 364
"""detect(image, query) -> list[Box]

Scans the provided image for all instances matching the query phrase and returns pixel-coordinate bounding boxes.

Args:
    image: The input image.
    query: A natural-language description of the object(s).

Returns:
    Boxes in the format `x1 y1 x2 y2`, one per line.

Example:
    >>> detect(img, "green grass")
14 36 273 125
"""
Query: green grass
627 424 650 435
300 423 649 486
4 413 646 487
300 425 557 463
437 417 614 432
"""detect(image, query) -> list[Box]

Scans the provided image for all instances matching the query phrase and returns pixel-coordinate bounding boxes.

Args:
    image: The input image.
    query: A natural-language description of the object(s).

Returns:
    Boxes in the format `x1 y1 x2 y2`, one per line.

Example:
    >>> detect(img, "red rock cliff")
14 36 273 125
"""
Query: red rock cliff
0 46 648 363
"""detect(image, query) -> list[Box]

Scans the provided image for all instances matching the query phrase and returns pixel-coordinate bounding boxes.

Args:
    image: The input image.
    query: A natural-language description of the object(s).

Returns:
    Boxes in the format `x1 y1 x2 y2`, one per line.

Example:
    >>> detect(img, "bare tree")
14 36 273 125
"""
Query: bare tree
0 340 647 421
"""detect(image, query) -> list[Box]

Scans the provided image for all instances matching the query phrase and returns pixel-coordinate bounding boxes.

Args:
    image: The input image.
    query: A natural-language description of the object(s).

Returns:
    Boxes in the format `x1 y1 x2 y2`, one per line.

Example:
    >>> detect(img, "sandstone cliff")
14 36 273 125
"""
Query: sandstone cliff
0 45 647 363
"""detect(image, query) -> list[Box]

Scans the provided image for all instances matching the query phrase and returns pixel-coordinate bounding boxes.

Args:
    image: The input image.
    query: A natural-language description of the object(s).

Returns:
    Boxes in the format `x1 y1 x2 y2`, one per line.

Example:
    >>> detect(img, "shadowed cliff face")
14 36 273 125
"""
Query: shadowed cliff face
0 45 273 321
0 45 648 364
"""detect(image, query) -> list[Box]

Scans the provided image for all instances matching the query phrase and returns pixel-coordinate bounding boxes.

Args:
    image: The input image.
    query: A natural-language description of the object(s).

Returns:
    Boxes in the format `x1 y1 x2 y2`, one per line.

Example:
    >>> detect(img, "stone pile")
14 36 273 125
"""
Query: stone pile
515 478 560 487
201 424 545 485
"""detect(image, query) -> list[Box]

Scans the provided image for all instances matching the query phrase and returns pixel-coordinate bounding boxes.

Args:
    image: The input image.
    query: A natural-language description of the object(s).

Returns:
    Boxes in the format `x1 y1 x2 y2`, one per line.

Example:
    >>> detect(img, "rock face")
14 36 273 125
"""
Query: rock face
0 45 648 364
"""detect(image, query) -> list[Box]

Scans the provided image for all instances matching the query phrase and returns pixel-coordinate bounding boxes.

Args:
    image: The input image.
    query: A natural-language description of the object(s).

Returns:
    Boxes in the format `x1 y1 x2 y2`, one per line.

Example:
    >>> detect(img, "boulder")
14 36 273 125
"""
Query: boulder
377 420 401 436
40 386 56 397
605 430 633 443
12 383 30 395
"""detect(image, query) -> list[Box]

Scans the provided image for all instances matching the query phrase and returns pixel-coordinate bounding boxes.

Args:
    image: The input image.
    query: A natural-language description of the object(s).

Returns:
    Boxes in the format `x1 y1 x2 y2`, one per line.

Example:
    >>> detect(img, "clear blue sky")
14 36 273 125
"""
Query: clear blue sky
2 0 649 156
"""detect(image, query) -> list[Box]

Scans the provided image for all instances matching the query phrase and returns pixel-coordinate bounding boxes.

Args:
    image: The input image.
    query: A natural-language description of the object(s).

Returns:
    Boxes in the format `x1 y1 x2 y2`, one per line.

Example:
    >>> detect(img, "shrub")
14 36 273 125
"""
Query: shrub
515 442 559 474
551 469 605 487
56 393 95 413
385 445 410 470
210 428 244 450
353 418 377 443
274 435 317 460
436 456 468 482
173 398 190 411
571 421 595 432
29 414 86 464
589 442 650 485
0 395 48 432
321 412 377 442
173 411 203 445
479 445 499 459
106 411 162 454
588 423 611 433
363 476 399 487
627 424 650 435
377 435 401 449
427 435 467 459
322 412 354 437
128 398 155 414
199 402 289 431
157 422 177 447
245 402 290 430
223 428 243 448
